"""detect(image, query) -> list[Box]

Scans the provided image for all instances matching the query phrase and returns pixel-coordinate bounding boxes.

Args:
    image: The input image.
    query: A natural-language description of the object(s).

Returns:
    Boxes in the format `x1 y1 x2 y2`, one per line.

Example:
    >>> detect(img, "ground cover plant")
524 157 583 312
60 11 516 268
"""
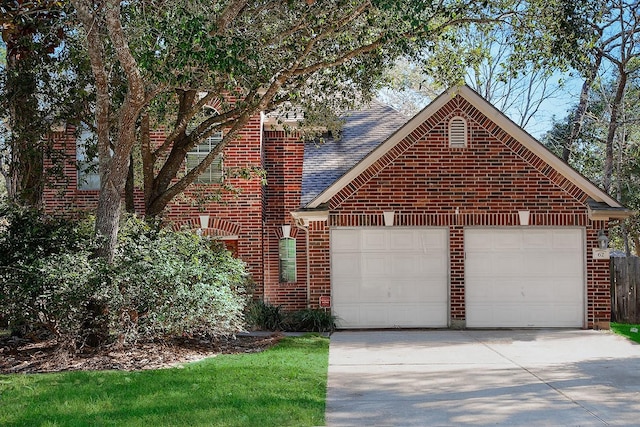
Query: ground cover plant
0 335 329 427
611 323 640 344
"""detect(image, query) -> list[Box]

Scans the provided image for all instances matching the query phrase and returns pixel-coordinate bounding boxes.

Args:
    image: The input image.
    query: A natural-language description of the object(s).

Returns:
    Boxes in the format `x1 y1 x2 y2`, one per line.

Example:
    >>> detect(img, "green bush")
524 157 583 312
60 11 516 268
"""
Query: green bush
286 308 337 333
0 203 250 350
110 216 249 342
245 300 338 333
0 203 100 343
245 299 288 331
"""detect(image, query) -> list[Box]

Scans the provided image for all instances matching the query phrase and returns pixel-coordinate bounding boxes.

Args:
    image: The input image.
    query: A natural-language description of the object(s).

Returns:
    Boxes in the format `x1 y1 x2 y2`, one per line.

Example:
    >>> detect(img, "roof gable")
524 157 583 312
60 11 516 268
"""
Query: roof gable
304 86 627 216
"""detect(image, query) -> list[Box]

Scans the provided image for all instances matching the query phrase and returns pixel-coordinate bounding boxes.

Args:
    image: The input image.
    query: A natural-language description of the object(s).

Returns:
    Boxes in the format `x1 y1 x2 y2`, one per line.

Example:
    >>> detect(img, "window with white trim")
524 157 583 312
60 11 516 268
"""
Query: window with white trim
279 237 297 283
76 130 100 190
186 132 224 184
449 116 467 148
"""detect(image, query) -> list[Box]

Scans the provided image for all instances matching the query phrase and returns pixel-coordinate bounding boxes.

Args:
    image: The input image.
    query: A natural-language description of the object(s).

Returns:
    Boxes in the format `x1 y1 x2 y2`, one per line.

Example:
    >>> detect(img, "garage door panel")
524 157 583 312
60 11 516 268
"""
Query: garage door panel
389 230 423 251
498 253 525 276
362 230 386 251
553 230 582 249
466 228 584 328
332 281 361 303
522 231 552 248
361 253 390 276
493 232 522 249
465 229 494 249
552 252 583 275
332 228 448 328
332 253 361 278
332 229 361 252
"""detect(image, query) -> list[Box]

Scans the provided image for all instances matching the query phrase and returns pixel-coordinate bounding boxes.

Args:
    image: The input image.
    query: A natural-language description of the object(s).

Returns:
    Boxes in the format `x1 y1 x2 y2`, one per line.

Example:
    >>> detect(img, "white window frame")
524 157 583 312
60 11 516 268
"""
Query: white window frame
186 132 224 184
449 116 468 148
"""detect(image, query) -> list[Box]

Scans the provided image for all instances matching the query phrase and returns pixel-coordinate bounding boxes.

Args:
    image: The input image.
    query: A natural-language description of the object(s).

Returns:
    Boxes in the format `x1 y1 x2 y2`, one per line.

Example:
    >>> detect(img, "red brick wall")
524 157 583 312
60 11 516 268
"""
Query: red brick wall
310 95 611 328
43 115 267 294
263 131 307 309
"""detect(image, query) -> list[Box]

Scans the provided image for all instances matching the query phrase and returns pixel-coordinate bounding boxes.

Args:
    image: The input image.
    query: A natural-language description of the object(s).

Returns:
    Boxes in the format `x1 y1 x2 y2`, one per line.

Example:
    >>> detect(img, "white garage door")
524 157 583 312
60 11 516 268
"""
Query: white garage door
331 228 448 328
465 228 585 328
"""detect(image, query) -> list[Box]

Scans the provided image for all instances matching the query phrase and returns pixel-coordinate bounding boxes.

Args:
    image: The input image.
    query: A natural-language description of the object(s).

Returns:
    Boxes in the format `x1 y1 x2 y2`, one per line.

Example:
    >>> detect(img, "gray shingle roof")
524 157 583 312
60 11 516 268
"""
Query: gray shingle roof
301 101 408 206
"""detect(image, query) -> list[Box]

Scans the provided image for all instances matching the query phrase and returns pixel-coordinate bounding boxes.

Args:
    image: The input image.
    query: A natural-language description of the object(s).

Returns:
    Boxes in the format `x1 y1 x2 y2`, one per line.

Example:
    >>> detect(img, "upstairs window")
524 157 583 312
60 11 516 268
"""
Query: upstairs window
449 116 467 148
76 130 100 190
186 132 224 184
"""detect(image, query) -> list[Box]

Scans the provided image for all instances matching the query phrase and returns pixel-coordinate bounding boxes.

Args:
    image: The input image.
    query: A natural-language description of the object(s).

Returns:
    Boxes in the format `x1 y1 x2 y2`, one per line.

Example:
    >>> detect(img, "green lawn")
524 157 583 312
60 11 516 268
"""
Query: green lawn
611 322 640 344
0 335 329 427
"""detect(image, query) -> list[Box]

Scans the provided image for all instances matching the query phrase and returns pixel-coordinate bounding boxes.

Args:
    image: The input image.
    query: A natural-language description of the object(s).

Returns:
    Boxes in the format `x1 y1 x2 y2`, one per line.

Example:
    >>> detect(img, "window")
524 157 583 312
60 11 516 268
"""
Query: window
449 116 467 148
279 237 297 283
76 130 100 190
186 132 224 184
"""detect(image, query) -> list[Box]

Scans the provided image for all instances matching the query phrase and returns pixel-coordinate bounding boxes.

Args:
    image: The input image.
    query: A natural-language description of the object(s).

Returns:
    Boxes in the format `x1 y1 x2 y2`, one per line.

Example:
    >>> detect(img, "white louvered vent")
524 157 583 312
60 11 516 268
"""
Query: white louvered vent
449 117 467 148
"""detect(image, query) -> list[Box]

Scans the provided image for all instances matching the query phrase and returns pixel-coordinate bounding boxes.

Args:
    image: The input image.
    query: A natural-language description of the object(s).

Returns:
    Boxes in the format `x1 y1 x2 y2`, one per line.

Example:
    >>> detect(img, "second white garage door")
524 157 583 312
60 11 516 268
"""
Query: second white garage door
331 228 448 328
465 228 585 328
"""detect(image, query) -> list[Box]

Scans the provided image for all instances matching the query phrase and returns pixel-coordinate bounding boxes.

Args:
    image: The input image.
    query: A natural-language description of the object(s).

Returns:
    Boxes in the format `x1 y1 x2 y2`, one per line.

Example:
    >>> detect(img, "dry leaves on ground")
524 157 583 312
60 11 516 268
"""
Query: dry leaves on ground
0 334 281 374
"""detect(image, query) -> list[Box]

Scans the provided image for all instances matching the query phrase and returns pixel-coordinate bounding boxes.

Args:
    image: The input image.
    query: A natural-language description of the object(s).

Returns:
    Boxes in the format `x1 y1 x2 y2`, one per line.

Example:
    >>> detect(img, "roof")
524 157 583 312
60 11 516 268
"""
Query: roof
302 86 631 219
301 101 409 206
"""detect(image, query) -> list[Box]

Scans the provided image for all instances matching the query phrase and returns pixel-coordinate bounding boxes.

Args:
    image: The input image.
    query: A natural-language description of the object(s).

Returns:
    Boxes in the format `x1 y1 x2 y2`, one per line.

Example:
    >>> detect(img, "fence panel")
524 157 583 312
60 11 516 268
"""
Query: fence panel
611 257 640 323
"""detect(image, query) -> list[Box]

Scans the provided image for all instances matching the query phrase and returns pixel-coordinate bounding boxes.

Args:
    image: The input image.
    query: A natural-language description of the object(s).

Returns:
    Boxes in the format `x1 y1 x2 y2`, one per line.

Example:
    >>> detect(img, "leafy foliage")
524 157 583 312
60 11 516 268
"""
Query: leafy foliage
245 300 337 333
0 203 250 350
110 216 249 341
245 299 289 331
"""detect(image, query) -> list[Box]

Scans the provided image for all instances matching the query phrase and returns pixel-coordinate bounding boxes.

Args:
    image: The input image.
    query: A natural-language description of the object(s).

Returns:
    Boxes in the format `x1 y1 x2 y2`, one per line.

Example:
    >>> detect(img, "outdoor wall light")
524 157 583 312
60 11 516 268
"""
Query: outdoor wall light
598 230 609 249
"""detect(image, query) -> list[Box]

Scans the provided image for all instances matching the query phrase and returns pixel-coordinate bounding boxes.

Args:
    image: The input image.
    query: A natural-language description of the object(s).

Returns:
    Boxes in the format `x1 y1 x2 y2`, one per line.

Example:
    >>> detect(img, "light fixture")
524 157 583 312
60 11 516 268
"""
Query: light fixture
199 214 210 230
598 230 609 249
282 224 291 239
518 210 530 226
383 211 395 226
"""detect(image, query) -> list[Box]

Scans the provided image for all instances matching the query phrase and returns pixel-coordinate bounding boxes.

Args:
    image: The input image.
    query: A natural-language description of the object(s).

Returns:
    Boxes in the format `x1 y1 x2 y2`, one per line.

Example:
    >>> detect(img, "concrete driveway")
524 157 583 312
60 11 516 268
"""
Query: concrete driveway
326 330 640 426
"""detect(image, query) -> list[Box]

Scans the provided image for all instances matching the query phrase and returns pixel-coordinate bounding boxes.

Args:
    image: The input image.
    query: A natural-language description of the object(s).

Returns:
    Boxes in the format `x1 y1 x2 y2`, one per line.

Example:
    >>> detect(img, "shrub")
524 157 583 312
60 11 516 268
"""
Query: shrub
110 216 250 342
0 203 251 350
0 202 101 345
245 300 288 331
286 309 337 333
245 300 338 333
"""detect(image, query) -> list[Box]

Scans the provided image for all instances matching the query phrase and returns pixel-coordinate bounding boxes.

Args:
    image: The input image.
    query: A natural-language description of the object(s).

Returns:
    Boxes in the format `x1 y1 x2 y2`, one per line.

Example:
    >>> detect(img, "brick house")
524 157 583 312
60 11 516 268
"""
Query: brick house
46 86 630 329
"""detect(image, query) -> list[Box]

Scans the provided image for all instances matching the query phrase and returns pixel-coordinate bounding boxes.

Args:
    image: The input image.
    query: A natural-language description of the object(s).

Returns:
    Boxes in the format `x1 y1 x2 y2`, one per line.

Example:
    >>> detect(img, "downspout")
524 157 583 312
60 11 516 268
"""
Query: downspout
294 218 311 309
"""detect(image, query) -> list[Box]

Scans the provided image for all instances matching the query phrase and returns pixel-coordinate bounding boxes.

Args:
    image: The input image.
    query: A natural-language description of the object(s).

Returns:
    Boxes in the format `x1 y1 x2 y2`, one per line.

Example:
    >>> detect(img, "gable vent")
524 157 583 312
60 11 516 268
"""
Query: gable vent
449 116 467 148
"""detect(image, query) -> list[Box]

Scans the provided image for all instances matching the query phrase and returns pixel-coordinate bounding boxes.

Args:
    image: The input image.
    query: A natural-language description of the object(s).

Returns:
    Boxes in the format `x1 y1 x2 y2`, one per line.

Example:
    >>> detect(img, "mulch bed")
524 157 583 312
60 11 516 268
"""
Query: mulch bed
0 333 282 374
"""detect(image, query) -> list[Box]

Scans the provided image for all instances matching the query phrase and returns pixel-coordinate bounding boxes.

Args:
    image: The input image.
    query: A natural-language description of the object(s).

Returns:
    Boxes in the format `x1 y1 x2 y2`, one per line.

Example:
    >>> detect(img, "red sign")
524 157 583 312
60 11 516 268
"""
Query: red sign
319 295 331 308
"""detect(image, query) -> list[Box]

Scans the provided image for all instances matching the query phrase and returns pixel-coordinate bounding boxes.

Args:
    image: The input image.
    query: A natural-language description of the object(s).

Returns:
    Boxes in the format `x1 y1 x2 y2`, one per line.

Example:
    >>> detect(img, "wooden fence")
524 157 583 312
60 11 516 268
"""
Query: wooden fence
611 257 640 323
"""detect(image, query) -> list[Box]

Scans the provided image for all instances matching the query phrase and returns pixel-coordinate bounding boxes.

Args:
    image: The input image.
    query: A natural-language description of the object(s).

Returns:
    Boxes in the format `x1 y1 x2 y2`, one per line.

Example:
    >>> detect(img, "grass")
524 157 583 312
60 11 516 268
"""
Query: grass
0 335 329 427
611 322 640 344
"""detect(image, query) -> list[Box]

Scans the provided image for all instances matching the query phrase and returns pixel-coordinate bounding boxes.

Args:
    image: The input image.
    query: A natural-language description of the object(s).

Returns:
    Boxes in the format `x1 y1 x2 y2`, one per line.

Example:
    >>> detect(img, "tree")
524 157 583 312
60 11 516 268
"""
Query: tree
377 1 601 135
0 1 93 206
542 76 640 253
559 0 640 178
70 0 513 261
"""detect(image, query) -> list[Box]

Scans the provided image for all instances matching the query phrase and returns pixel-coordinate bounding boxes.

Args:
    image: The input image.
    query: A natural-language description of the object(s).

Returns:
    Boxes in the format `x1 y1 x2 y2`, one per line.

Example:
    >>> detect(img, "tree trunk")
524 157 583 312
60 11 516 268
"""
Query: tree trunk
563 53 602 163
125 153 135 213
5 38 44 208
602 70 627 194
